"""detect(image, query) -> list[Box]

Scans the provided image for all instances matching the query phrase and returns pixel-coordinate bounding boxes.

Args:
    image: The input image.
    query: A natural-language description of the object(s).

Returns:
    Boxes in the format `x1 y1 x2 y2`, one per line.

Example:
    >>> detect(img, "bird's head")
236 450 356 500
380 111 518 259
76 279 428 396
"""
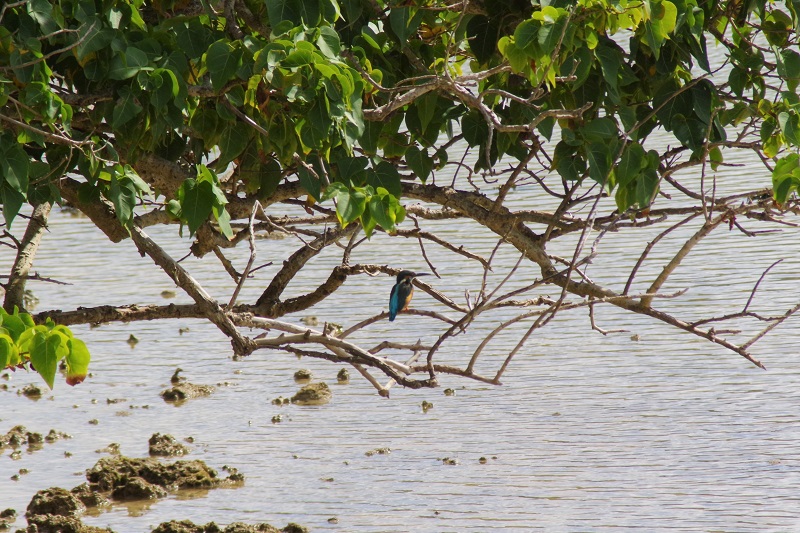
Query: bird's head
396 270 429 284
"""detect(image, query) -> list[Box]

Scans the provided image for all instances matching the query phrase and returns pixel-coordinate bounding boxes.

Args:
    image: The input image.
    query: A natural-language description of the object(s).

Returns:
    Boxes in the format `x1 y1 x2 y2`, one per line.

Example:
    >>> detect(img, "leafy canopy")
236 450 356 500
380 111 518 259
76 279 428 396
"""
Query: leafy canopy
2 0 800 383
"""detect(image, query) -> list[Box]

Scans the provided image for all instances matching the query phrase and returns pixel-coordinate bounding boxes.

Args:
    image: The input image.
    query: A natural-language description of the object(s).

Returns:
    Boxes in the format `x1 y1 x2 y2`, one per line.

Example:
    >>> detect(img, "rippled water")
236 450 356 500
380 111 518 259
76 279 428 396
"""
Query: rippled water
3 133 800 532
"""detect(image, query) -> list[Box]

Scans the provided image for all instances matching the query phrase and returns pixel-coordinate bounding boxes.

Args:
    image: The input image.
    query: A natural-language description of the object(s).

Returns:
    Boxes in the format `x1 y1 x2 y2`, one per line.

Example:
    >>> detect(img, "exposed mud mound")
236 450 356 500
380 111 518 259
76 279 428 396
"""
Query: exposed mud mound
86 456 237 495
291 382 331 405
148 433 190 457
160 382 215 403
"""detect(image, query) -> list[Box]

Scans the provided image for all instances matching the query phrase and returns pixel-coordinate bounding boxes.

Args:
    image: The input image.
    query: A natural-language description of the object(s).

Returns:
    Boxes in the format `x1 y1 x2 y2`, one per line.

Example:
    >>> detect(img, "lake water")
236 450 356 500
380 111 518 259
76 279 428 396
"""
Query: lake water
3 121 800 531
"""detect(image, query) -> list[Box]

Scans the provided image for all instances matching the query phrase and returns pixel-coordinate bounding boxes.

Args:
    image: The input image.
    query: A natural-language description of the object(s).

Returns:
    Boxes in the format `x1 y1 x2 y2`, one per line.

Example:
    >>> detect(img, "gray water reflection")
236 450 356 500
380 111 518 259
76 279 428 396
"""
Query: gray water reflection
3 138 800 532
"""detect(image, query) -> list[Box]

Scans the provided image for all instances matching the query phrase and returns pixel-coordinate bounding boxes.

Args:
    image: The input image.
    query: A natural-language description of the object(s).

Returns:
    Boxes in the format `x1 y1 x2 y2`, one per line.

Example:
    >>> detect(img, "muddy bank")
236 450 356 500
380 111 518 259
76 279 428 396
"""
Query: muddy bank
151 520 308 533
15 437 289 533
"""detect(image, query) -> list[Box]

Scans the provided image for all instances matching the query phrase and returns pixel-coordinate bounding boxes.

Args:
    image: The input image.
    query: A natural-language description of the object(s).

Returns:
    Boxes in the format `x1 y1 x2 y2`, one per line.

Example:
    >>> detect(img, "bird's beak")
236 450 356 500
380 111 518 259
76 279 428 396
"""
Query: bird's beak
414 273 431 278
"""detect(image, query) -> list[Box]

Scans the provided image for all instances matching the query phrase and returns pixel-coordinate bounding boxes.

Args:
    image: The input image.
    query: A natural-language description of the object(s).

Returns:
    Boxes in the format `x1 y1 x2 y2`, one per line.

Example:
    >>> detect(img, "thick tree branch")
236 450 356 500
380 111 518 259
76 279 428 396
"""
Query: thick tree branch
3 202 52 312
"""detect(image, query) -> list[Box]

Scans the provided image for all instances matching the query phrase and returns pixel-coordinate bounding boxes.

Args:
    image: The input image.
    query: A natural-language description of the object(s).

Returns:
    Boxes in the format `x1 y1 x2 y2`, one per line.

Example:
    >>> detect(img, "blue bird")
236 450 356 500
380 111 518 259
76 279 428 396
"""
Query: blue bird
389 270 429 321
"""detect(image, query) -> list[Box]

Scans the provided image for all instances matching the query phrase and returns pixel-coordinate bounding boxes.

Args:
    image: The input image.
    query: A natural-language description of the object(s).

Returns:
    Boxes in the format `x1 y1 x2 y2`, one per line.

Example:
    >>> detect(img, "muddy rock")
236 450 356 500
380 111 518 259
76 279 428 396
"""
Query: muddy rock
20 384 43 398
290 382 331 405
25 514 113 533
70 484 109 508
45 429 72 442
111 476 168 501
0 508 15 530
86 456 236 495
0 425 28 448
152 520 311 533
26 487 85 518
293 369 312 382
149 433 190 457
161 382 215 403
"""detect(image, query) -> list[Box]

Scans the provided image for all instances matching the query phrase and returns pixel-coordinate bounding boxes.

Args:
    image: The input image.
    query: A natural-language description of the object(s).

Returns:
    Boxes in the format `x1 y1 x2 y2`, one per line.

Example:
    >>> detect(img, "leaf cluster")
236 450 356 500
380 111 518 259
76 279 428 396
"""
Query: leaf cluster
0 307 90 389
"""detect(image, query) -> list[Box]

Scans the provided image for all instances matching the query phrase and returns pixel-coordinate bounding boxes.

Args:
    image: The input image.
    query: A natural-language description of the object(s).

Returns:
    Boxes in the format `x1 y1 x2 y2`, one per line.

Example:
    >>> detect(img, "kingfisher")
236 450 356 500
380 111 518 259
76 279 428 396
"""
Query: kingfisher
389 270 429 321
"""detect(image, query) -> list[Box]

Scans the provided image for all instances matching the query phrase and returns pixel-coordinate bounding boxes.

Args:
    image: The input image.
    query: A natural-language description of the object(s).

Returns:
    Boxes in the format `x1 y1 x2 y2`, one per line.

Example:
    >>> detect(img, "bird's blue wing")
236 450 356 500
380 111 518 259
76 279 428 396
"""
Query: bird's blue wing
389 284 399 321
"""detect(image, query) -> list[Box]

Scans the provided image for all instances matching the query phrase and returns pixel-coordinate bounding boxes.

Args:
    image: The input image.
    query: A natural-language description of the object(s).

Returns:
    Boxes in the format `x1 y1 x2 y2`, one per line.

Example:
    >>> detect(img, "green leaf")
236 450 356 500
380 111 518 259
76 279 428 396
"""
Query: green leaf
779 112 800 145
266 0 300 25
298 165 322 201
30 331 63 389
0 312 26 341
414 92 438 134
175 19 212 59
213 204 234 240
1 143 30 194
359 204 377 238
499 37 529 73
405 146 432 183
317 26 341 58
616 142 645 187
595 42 621 104
112 86 143 129
653 81 694 131
586 142 612 186
65 338 90 386
637 151 661 208
709 146 723 171
514 20 539 52
180 178 215 235
241 150 283 198
297 0 321 25
108 171 137 227
367 161 402 197
207 41 242 92
298 99 332 150
772 154 800 204
462 111 488 147
282 49 315 68
108 47 149 80
0 335 16 370
359 120 382 156
335 187 367 226
76 22 114 60
780 49 800 91
389 7 423 44
368 189 404 232
467 15 497 64
581 117 619 142
217 122 250 170
728 65 747 98
335 156 369 186
553 141 585 181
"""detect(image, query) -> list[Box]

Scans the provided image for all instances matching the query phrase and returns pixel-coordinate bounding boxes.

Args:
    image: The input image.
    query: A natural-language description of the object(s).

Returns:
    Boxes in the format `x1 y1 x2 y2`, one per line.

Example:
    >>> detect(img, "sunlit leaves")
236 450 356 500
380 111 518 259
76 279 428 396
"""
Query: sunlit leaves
642 0 678 58
336 184 367 227
103 165 150 228
368 187 405 234
772 154 800 205
0 309 89 389
322 170 404 237
65 338 90 386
